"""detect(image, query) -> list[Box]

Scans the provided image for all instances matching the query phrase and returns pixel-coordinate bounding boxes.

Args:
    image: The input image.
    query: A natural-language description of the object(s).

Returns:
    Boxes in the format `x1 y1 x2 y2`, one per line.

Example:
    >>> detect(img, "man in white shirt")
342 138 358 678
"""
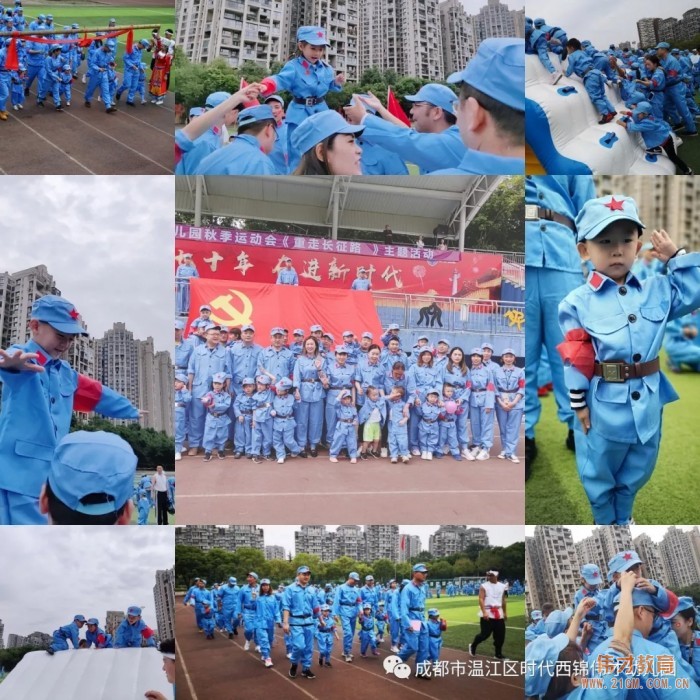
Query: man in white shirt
151 465 169 525
469 570 507 659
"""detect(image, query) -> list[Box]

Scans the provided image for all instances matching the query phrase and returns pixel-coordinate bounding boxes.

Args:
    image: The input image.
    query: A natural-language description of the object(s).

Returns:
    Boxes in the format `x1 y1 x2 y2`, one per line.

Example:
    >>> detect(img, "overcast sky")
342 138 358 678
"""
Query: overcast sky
0 177 172 354
198 525 523 557
461 0 524 17
0 527 174 640
526 0 696 47
524 525 695 543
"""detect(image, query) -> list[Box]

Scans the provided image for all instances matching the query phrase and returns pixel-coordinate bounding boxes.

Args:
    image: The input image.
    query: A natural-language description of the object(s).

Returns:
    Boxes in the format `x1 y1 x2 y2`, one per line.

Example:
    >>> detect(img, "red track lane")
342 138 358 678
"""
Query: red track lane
175 600 523 700
1 69 173 174
177 430 525 524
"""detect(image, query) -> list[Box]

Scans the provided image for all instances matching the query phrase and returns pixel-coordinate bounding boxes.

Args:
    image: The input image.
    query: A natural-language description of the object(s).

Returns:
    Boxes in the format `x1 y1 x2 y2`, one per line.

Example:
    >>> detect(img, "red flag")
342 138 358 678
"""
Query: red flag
400 535 406 551
387 87 411 127
6 37 19 71
126 28 134 54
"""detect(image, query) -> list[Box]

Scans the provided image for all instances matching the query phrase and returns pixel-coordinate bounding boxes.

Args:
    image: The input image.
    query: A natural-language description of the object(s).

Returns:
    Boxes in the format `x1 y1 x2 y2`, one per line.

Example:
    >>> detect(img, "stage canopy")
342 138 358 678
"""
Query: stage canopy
175 175 503 251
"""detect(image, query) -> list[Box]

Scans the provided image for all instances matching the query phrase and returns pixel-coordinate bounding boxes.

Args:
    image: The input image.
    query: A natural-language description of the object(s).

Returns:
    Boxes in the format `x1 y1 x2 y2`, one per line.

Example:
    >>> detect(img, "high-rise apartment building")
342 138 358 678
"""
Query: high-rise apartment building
154 568 176 641
439 0 474 76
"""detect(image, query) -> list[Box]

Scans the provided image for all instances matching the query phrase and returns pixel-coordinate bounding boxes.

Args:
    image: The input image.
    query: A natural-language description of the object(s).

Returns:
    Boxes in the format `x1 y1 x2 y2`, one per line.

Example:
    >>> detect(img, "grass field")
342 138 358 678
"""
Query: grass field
426 595 525 661
526 350 700 524
676 94 700 172
19 6 174 49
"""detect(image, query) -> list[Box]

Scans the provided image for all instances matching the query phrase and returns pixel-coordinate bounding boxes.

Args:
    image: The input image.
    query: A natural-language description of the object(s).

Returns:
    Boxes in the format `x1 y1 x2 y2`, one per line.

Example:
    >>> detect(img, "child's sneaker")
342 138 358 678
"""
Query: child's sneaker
218 449 225 459
411 448 421 456
380 447 388 457
244 641 250 651
390 457 398 464
329 456 338 463
497 451 506 459
350 457 357 464
509 455 520 463
432 451 443 459
453 453 463 461
476 449 490 461
252 455 263 464
401 455 410 464
264 658 273 667
277 456 285 464
421 451 428 460
359 451 368 460
13 104 19 111
175 452 182 461
204 452 212 462
425 451 433 460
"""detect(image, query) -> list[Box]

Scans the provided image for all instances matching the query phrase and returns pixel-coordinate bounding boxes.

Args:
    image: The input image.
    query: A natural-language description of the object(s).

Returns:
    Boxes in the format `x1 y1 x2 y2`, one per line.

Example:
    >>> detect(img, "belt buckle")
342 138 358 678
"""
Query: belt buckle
524 204 539 220
601 363 624 383
305 97 315 107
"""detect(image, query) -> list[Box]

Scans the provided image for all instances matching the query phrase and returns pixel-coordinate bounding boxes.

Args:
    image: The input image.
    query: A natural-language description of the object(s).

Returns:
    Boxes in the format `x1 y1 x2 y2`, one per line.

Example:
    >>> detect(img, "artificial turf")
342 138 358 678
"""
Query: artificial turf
526 350 700 524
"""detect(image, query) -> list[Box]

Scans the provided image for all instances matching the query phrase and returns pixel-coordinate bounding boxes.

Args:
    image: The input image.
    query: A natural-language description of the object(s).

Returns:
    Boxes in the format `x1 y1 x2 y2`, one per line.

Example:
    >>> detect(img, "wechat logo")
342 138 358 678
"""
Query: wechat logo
384 655 412 679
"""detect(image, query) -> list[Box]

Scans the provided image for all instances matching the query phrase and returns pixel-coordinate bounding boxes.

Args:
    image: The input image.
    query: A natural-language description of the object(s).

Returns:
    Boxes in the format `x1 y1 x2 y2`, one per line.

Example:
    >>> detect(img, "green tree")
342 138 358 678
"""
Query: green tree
231 547 266 581
371 558 398 583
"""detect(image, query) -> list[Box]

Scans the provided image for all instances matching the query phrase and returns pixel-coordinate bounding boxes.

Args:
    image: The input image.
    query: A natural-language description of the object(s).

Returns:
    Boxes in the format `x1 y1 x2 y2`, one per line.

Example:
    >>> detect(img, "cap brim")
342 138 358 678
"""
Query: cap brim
46 320 89 336
446 71 464 84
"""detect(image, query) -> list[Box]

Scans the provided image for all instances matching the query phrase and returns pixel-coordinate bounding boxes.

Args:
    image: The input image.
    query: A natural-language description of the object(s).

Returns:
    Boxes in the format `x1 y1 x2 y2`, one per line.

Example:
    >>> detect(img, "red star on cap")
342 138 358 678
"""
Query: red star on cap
592 571 599 578
623 552 633 560
317 31 324 37
69 308 79 319
604 197 625 211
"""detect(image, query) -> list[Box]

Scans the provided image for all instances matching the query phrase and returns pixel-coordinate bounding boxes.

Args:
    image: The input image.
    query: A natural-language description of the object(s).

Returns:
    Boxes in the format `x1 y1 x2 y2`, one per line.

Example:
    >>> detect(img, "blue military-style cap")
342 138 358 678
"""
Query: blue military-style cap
127 606 142 617
669 596 696 617
362 332 373 339
342 330 354 337
205 91 231 108
199 304 211 311
276 377 293 391
229 576 237 583
365 575 374 581
378 600 385 605
428 608 439 616
417 334 429 342
86 618 99 625
47 431 137 516
447 38 525 112
264 94 285 106
608 550 643 575
655 42 671 49
175 319 185 330
270 326 284 335
248 571 259 580
297 565 311 574
175 372 188 383
524 633 570 697
334 345 348 353
238 104 275 128
531 610 542 621
212 372 227 383
241 324 255 331
46 13 53 19
202 322 220 332
219 326 230 333
293 328 305 336
533 17 545 27
581 40 591 47
325 583 332 588
296 25 330 46
74 615 86 622
349 571 361 581
72 23 79 28
388 323 400 330
256 375 271 385
470 346 484 355
349 94 377 115
242 376 255 385
139 38 150 48
323 332 335 342
320 603 331 611
613 587 660 610
426 387 439 395
260 578 271 584
310 324 323 332
481 342 494 350
502 347 516 355
581 563 602 585
401 579 410 585
291 110 364 156
38 13 46 19
362 602 372 608
437 338 450 345
413 563 428 572
632 101 653 119
31 295 88 335
544 607 573 637
575 195 645 243
405 84 456 115
338 389 353 400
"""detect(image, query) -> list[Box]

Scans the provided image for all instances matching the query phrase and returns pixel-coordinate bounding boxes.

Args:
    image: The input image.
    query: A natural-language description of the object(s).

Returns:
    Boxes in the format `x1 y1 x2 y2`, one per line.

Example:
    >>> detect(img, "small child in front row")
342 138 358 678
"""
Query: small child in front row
419 388 442 460
385 386 410 464
359 603 379 657
10 65 26 111
201 603 216 639
557 194 700 525
174 373 192 461
358 385 386 459
137 489 150 525
375 601 389 643
316 604 339 667
426 608 447 669
60 63 73 106
270 377 303 463
329 390 358 463
251 375 274 463
233 377 257 458
202 372 231 461
437 384 463 461
616 101 693 175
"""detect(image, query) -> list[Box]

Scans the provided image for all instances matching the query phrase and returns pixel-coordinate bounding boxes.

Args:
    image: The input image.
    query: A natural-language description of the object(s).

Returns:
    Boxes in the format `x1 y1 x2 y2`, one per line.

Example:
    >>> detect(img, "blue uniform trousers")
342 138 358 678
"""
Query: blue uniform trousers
399 626 429 665
360 629 377 654
495 407 523 456
0 490 46 525
469 406 494 450
330 421 358 458
290 624 314 669
665 83 698 133
428 635 442 662
390 618 401 646
456 410 469 450
409 409 421 451
583 70 615 116
175 407 187 453
25 60 44 92
316 629 334 660
202 615 215 638
272 417 300 458
243 612 256 642
419 419 439 452
439 419 460 456
194 605 205 630
574 424 661 524
50 633 70 652
388 425 409 458
340 614 357 654
525 266 580 438
176 280 190 315
251 420 272 456
203 416 229 451
295 400 323 449
257 624 274 658
0 73 9 112
234 415 253 454
85 69 112 107
189 398 207 448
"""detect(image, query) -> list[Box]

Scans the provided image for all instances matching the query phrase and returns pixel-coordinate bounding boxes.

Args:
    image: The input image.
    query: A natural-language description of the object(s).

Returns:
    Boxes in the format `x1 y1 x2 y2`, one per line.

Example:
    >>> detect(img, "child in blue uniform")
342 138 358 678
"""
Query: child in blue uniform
201 602 216 639
329 390 358 463
174 373 191 461
437 384 463 461
359 603 379 657
271 377 303 463
426 609 446 670
137 489 150 525
59 62 72 106
467 348 496 461
557 195 700 525
234 377 257 458
10 64 25 110
47 615 86 654
564 38 616 124
316 604 338 667
375 601 389 644
251 375 274 463
493 348 524 464
358 385 386 459
385 386 410 464
260 26 346 171
419 388 441 460
202 372 231 461
256 578 282 667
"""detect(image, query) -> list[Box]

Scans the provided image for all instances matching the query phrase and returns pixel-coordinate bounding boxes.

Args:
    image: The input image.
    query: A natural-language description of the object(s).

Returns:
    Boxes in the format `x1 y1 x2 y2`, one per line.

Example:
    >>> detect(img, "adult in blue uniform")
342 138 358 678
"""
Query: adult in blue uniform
37 45 63 110
116 39 150 105
84 43 117 112
0 296 139 525
558 196 700 524
47 615 86 654
493 348 524 463
399 563 431 678
467 348 496 461
187 322 230 455
238 572 260 650
636 54 667 120
360 575 379 615
524 175 595 479
670 597 700 683
351 267 372 290
432 38 525 175
258 327 294 384
293 336 326 456
276 257 299 285
264 94 290 174
184 578 211 631
220 577 241 638
332 572 362 662
24 35 47 98
228 323 262 396
196 104 278 175
114 606 156 648
406 348 440 455
656 42 698 136
85 618 113 648
344 83 464 174
260 26 345 170
322 346 356 446
441 347 471 458
283 565 319 679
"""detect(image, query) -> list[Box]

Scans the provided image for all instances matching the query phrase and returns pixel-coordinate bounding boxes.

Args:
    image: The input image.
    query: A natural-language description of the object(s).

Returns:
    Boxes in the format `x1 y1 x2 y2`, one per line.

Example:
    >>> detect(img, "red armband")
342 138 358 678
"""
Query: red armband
260 77 277 95
141 626 155 639
440 619 447 631
74 374 103 412
556 329 595 380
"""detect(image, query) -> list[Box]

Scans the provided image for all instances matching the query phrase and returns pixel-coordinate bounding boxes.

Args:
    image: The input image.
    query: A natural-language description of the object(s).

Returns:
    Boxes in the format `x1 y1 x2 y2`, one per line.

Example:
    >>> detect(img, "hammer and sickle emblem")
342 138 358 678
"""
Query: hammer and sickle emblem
209 290 254 327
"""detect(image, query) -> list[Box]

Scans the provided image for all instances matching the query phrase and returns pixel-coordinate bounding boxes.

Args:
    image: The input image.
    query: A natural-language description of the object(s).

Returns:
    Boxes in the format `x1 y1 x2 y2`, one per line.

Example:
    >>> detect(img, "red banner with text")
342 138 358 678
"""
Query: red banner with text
176 239 504 298
188 279 383 341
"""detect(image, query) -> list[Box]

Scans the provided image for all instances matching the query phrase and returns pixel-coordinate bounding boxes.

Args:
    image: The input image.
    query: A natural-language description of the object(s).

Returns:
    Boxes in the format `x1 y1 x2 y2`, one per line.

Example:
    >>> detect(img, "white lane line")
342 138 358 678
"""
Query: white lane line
175 637 200 700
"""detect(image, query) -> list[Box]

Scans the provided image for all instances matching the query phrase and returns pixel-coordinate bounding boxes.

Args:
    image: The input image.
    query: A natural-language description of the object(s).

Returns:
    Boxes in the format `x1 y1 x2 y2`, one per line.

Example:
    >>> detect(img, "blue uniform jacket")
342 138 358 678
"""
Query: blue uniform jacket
205 390 232 424
187 344 230 398
293 355 325 401
276 267 299 285
259 346 294 382
228 342 262 390
468 365 495 408
559 255 700 444
254 595 281 627
625 114 672 149
54 621 81 648
272 393 297 420
237 584 260 616
86 627 113 648
283 581 319 624
252 389 273 423
114 619 156 648
493 366 525 404
351 278 371 291
400 581 427 630
195 133 277 175
233 392 257 418
432 149 523 175
332 583 362 618
565 50 595 79
358 396 387 425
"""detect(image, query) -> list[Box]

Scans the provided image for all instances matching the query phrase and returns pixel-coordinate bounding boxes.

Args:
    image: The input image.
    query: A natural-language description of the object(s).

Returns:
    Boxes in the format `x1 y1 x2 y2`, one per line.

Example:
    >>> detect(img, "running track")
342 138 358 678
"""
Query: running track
175 599 524 700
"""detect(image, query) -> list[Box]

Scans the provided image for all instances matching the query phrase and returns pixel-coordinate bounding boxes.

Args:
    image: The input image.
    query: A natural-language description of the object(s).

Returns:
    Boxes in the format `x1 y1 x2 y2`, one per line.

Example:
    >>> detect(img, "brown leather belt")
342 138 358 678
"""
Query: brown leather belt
525 204 575 232
593 358 660 382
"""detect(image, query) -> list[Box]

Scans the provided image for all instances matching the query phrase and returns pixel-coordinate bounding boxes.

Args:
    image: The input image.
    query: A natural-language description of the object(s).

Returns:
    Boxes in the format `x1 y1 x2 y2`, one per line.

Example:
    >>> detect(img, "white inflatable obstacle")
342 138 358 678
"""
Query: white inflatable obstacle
526 52 678 174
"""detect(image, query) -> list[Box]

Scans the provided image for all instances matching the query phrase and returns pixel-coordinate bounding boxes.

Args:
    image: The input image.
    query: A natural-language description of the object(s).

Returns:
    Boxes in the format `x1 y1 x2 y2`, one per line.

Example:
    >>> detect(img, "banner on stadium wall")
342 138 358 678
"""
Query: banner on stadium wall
188 279 384 341
176 235 504 297
176 224 462 262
